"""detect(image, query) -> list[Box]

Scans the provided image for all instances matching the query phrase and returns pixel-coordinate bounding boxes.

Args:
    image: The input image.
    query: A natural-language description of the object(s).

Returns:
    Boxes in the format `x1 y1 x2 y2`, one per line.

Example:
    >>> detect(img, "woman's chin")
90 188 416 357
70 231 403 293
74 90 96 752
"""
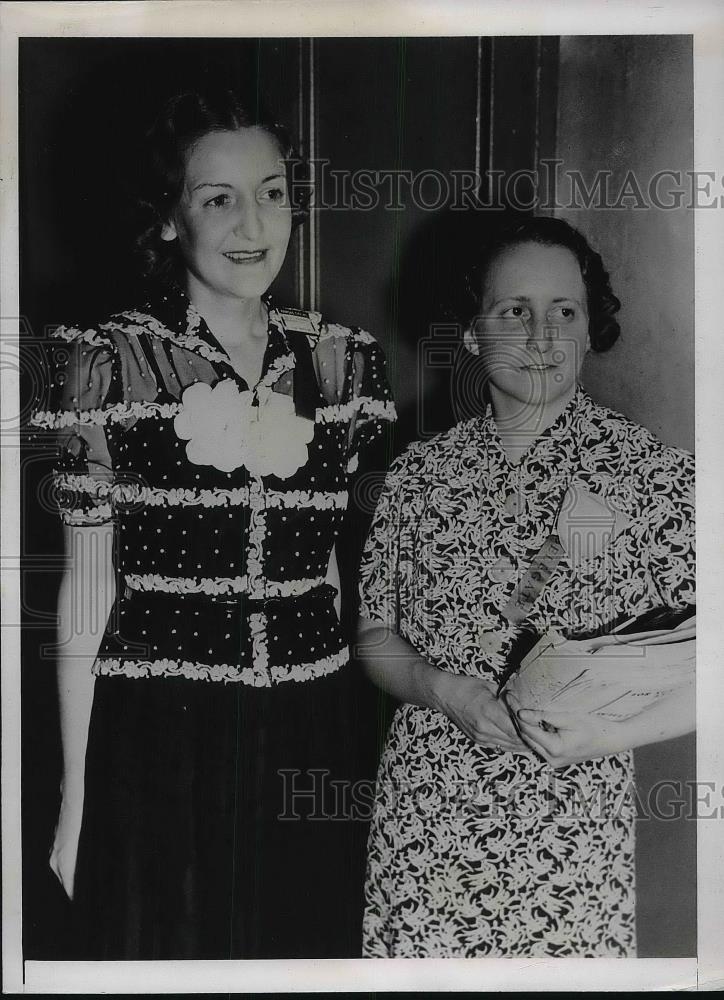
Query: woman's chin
193 268 279 303
225 274 276 300
493 381 573 411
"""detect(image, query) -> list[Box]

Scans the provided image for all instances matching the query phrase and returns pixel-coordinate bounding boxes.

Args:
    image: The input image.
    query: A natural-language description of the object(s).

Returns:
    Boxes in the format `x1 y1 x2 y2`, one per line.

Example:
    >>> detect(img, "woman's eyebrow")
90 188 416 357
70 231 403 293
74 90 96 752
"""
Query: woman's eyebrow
488 295 530 305
191 172 286 192
486 294 585 308
192 181 234 192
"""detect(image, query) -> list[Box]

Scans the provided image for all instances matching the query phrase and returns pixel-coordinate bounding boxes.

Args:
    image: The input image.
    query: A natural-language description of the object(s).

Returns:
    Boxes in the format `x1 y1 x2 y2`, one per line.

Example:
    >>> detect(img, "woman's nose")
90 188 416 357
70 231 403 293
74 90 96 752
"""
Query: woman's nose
526 318 555 353
233 202 262 241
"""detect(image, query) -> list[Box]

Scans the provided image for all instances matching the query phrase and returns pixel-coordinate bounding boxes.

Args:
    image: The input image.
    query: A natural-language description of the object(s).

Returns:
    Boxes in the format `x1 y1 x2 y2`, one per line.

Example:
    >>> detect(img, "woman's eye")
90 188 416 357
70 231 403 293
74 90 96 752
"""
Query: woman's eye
500 305 529 319
259 186 286 203
205 193 231 208
550 305 576 320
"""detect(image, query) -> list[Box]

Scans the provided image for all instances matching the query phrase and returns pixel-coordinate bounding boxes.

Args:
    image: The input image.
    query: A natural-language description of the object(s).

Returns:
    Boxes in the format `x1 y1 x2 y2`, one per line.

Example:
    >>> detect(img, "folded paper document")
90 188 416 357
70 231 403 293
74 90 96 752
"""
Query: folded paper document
502 610 695 721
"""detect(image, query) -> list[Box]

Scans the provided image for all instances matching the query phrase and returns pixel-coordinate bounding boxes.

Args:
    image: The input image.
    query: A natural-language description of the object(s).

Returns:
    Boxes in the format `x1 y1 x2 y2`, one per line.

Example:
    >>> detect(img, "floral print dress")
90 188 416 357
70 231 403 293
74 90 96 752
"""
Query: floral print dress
359 387 695 957
32 286 395 959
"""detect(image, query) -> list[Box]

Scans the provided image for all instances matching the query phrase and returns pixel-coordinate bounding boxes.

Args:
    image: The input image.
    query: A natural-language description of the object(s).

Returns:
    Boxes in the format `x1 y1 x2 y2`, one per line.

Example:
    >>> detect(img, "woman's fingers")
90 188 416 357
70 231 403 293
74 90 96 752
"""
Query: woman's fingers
489 694 525 737
477 726 534 754
502 696 558 757
482 738 532 753
453 683 535 751
461 708 537 753
49 855 68 897
49 845 76 901
466 714 523 750
503 695 523 730
517 707 574 730
495 706 536 753
515 715 561 756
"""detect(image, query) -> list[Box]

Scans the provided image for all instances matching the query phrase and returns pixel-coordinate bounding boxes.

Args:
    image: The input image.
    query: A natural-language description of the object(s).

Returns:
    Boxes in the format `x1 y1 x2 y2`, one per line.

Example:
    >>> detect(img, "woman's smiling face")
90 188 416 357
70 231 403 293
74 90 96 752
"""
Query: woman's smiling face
162 127 292 303
475 240 590 411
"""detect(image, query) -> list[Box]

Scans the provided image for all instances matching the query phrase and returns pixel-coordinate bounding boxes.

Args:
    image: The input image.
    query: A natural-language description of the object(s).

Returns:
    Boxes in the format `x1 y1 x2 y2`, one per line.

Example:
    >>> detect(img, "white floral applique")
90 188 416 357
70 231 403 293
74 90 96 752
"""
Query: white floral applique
174 378 315 478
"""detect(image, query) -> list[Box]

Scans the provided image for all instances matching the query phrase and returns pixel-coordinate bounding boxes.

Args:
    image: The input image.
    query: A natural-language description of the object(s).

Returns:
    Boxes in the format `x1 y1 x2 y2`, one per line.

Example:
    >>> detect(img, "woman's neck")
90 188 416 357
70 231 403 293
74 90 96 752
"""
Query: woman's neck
489 386 576 464
186 278 268 350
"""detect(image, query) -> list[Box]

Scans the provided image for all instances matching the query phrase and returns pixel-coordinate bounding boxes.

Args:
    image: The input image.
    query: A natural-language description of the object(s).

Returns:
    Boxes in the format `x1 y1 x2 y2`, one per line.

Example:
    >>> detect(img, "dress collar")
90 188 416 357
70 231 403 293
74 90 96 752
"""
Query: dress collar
142 283 292 378
480 384 589 476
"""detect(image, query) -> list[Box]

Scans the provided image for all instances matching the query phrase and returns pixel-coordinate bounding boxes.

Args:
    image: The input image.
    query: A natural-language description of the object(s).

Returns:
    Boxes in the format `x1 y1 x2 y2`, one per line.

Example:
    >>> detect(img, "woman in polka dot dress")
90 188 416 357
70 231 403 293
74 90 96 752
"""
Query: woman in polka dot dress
32 90 395 958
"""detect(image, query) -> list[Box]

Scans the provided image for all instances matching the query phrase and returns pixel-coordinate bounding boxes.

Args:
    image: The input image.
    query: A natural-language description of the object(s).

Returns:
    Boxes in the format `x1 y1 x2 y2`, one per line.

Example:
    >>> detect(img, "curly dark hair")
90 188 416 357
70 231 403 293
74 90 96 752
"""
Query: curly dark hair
465 215 621 352
135 88 311 284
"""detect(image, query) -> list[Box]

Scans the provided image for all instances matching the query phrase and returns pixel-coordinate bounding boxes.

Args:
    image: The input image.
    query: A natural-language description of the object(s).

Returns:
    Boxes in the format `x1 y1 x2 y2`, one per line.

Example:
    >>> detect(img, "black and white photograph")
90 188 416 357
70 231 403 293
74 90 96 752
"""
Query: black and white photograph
1 0 723 993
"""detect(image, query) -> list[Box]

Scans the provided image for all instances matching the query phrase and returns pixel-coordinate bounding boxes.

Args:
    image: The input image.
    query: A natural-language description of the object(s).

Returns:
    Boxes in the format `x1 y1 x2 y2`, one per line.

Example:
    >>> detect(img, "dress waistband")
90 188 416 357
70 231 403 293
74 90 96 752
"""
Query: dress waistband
122 581 336 607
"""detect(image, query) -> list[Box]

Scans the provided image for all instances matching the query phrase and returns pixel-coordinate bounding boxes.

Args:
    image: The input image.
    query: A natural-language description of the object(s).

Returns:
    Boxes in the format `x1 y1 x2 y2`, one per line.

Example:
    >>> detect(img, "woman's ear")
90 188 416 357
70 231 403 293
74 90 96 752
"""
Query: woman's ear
160 219 178 243
462 326 480 356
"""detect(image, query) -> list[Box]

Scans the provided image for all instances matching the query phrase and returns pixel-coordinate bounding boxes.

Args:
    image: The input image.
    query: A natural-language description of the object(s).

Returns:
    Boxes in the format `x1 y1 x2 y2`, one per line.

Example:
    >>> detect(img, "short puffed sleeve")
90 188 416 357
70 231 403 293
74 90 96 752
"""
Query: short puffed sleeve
358 453 410 629
31 327 118 526
644 445 696 609
346 329 396 462
311 322 396 472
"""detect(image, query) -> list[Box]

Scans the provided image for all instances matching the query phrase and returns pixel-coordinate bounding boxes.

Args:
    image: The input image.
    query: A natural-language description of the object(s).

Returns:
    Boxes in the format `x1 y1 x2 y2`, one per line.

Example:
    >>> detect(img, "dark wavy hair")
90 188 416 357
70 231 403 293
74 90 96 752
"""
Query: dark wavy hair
465 216 621 352
135 89 311 283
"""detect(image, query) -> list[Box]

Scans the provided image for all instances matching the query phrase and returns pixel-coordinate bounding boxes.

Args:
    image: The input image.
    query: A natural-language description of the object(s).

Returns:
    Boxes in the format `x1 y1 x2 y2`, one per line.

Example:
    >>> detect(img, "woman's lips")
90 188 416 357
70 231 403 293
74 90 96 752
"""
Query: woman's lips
520 363 556 371
222 250 267 265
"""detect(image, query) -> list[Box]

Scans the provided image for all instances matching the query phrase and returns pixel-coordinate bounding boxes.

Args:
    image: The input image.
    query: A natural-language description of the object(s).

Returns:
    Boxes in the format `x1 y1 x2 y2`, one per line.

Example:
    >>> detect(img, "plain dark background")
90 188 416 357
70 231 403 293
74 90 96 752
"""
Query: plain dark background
19 36 695 960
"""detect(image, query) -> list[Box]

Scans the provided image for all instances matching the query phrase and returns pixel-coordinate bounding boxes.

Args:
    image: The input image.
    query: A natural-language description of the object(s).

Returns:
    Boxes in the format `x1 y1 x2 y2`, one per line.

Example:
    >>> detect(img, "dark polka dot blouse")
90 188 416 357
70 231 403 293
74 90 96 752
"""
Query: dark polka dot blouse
32 287 396 685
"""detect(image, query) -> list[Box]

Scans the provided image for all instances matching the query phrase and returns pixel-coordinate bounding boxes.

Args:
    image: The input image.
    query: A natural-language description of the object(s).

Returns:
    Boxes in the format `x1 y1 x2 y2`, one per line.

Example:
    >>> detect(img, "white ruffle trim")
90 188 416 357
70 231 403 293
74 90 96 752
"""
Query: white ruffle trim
316 397 397 424
58 476 251 508
33 392 394 433
249 611 270 684
269 576 329 597
134 485 251 508
55 474 349 511
31 400 182 429
93 646 349 686
124 572 326 598
51 325 111 347
104 311 231 368
269 646 349 683
34 396 394 433
256 353 295 392
102 308 297 383
265 488 348 510
185 303 202 336
318 325 376 347
126 572 249 595
59 503 113 526
246 481 266 597
268 576 327 597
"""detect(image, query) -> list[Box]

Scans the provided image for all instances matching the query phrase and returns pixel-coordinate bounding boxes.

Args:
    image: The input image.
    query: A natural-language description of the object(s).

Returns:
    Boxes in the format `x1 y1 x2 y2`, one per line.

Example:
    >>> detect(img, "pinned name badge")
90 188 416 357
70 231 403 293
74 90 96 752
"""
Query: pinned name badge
276 308 322 338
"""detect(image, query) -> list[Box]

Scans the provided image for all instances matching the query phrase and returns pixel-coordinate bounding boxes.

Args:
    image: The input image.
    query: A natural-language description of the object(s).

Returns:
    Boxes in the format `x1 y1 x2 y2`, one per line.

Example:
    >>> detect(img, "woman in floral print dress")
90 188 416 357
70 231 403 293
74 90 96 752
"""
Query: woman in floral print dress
357 217 695 957
31 90 395 958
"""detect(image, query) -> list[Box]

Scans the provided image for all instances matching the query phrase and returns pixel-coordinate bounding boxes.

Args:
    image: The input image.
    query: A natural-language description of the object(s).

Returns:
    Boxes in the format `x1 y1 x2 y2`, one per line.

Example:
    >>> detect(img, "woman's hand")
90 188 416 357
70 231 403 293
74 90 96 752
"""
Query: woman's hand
357 617 530 753
51 523 111 902
506 693 624 768
49 798 84 901
434 673 532 753
507 669 696 768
